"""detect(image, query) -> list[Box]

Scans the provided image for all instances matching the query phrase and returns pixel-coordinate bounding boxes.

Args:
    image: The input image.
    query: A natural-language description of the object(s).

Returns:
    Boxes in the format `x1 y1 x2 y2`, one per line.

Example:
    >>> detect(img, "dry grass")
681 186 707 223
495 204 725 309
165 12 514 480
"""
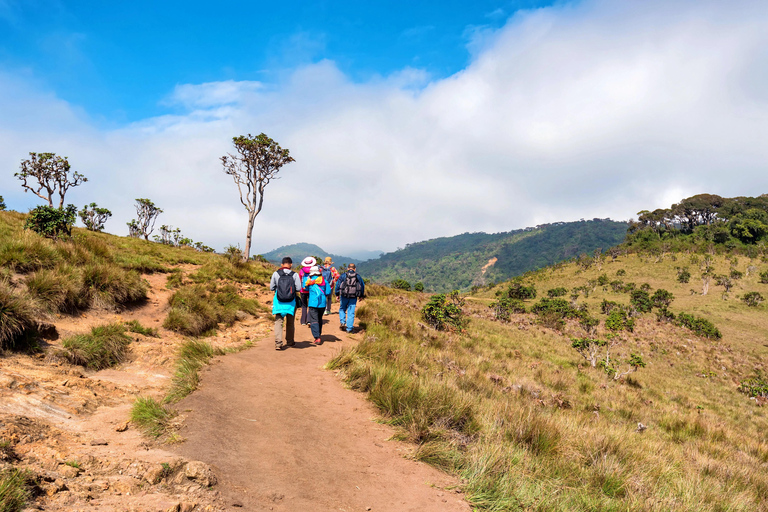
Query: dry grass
329 254 768 511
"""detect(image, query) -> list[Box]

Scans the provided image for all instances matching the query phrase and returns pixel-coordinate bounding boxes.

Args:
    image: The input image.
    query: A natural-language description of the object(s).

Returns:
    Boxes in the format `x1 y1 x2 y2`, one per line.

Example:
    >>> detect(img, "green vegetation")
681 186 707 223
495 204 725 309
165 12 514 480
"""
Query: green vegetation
421 292 466 331
741 291 764 307
0 468 34 512
675 313 722 339
61 323 132 370
163 283 260 336
130 396 175 439
358 219 628 292
391 279 411 291
124 319 159 337
165 340 225 403
24 204 77 239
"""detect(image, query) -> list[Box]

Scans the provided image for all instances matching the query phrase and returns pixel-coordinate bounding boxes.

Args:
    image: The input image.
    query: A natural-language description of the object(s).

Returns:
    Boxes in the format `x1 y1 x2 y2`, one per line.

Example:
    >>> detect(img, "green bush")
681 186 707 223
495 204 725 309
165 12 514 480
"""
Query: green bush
600 299 622 314
651 289 674 310
505 281 537 300
630 290 652 313
741 291 764 307
675 312 722 339
730 269 744 280
738 375 768 397
531 298 582 319
546 287 568 298
615 269 626 277
421 292 466 331
61 322 132 369
391 279 411 291
0 196 5 211
677 267 691 283
489 297 526 321
605 309 634 332
78 203 112 232
760 270 768 284
24 204 77 239
414 282 424 292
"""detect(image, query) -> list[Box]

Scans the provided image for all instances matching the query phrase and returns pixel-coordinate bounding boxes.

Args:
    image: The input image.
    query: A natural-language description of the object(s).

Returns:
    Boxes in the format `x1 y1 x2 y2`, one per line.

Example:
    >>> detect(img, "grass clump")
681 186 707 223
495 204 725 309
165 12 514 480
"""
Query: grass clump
0 281 39 351
124 319 159 338
165 340 224 403
0 468 35 512
61 323 132 369
130 396 175 438
163 284 259 336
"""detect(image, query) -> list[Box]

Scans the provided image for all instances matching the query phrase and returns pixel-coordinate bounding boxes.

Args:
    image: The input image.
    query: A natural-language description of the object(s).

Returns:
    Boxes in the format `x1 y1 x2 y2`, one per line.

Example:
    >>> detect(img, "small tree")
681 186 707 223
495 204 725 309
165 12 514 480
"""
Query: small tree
742 291 764 307
78 203 112 232
25 204 77 239
128 198 162 241
15 152 87 208
0 196 5 210
612 353 646 381
571 337 607 367
221 133 295 261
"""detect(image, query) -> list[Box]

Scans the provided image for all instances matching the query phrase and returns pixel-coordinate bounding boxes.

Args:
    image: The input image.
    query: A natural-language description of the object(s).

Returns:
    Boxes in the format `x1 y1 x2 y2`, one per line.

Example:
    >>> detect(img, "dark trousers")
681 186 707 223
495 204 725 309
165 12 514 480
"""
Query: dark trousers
308 307 324 339
300 292 309 324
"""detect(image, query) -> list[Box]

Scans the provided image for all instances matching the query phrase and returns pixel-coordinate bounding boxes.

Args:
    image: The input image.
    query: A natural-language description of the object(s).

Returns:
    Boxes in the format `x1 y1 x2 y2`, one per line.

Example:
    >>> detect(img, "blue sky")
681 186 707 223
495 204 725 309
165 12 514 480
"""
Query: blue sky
1 0 768 255
1 0 552 123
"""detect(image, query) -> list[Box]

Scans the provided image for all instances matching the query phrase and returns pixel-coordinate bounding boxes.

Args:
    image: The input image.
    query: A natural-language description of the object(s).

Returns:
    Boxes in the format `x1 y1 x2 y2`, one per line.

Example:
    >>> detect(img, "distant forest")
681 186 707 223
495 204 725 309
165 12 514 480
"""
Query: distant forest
626 194 768 252
358 219 628 292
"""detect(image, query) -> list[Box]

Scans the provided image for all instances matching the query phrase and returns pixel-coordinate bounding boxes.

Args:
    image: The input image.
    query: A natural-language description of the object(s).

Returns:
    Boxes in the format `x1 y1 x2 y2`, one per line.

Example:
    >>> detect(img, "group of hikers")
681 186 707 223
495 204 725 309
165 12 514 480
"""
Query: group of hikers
269 256 366 350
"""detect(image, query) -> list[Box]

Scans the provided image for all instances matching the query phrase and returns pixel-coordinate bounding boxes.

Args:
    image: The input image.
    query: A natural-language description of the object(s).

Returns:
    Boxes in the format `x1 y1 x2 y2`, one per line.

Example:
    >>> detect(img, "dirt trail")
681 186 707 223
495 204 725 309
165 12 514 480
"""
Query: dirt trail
170 318 470 512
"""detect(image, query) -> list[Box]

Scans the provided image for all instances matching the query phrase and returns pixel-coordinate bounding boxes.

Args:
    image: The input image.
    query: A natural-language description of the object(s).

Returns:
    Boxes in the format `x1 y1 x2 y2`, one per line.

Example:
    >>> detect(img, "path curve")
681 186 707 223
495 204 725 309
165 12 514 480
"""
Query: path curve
170 319 470 512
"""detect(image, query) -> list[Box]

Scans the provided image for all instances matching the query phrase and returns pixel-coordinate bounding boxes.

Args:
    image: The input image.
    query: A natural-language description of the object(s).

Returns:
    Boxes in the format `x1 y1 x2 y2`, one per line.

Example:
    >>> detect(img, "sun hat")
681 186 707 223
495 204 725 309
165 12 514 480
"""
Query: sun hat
324 256 333 265
309 265 321 276
301 256 316 267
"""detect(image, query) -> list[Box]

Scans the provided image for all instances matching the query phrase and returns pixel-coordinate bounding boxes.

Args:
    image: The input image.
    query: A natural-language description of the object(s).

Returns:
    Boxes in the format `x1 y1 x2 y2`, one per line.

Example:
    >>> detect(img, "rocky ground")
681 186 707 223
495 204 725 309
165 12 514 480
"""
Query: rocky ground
0 271 272 511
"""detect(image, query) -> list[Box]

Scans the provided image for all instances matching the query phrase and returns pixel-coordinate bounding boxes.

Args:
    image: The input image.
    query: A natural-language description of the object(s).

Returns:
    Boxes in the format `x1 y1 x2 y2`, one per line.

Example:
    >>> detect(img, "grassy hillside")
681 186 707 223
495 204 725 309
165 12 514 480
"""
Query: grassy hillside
357 219 628 292
330 250 768 511
260 242 360 265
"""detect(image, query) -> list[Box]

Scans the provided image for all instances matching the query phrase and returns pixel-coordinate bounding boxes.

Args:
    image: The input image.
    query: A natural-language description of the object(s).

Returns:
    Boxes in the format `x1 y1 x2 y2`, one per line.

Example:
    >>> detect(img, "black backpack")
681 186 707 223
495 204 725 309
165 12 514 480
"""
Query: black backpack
276 269 297 302
340 271 361 298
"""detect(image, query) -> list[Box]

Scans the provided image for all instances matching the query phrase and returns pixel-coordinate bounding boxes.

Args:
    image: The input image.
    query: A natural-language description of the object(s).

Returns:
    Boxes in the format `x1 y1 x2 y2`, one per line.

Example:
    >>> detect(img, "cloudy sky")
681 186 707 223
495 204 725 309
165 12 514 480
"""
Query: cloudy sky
1 0 767 256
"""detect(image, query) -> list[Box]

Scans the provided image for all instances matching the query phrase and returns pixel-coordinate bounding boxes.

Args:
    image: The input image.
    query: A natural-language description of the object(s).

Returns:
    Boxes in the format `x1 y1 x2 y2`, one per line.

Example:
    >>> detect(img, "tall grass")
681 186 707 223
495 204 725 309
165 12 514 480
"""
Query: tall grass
163 283 259 336
130 396 175 439
0 468 32 512
0 280 38 350
165 340 225 403
328 288 768 511
61 323 132 370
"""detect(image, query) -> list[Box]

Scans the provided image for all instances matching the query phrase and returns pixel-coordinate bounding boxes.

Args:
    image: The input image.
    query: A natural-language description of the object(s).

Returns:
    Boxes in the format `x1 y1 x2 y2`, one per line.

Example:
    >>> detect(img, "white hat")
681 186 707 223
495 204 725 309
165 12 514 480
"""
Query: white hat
301 257 316 267
309 265 321 276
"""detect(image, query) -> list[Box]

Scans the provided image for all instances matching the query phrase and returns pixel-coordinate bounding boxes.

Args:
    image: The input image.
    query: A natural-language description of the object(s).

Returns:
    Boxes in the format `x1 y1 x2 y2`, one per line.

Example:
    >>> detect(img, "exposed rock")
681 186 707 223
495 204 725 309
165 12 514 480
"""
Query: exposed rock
185 461 217 487
60 464 81 478
89 439 108 446
144 464 166 484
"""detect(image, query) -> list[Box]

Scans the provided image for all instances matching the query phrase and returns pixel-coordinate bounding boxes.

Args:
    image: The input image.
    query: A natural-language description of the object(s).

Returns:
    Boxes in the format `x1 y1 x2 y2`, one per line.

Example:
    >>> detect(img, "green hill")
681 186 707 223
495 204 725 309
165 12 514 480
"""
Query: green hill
260 242 359 266
357 219 628 292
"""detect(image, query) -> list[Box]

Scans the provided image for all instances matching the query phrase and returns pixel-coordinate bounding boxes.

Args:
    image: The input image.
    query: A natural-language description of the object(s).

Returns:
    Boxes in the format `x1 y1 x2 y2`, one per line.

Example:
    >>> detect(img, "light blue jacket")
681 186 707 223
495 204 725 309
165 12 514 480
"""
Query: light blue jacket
302 275 330 308
270 268 300 316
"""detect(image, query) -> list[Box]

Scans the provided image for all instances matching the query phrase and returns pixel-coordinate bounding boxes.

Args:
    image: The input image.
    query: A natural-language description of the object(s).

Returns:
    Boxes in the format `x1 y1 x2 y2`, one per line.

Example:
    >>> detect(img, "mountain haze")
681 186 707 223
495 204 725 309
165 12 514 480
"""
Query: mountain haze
357 219 628 292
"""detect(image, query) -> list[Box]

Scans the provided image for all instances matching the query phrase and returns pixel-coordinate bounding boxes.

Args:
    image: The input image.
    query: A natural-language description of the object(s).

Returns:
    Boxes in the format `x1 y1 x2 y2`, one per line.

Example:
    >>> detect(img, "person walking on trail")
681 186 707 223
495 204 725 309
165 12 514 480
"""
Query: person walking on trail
303 265 330 345
298 257 316 325
336 263 365 334
270 257 301 351
321 257 340 315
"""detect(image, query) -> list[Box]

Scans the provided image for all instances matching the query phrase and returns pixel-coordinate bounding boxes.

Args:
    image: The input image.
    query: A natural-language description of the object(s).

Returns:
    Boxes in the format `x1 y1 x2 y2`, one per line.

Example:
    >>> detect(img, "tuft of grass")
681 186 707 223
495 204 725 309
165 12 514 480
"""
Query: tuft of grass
163 284 259 336
61 323 132 370
165 340 224 403
0 468 33 512
0 280 39 350
130 396 175 438
23 266 88 313
81 262 148 309
124 319 160 338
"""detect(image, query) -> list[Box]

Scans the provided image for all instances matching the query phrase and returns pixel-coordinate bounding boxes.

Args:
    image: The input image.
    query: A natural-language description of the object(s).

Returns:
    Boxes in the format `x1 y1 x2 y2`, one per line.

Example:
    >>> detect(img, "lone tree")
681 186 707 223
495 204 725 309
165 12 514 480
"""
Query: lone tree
127 198 162 240
15 152 87 208
79 203 112 232
221 133 295 260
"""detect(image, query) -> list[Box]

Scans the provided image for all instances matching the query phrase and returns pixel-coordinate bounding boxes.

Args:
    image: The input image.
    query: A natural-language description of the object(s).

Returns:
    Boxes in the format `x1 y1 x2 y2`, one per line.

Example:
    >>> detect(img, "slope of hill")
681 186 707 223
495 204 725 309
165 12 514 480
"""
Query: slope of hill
330 249 768 511
260 242 360 265
357 219 628 292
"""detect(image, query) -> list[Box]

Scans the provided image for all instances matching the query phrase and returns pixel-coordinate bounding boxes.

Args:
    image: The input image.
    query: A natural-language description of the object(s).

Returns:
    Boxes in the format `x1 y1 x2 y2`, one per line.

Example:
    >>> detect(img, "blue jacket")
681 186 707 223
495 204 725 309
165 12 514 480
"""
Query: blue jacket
335 271 365 298
302 275 330 308
270 268 300 316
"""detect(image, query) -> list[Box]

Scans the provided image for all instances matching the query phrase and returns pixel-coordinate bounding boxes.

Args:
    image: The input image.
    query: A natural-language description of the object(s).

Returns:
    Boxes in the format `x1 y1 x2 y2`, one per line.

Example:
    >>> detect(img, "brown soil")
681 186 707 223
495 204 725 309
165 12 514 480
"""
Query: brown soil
1 272 470 511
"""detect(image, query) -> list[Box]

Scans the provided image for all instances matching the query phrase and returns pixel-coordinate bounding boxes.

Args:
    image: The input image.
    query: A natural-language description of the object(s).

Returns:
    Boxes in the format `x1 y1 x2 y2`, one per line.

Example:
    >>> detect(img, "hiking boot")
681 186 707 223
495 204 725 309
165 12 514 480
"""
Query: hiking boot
313 338 322 345
286 341 296 347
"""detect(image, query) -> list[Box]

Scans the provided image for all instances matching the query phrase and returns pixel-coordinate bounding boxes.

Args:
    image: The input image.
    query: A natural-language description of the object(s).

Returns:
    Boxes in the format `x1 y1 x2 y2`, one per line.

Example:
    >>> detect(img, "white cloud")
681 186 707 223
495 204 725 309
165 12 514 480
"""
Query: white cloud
2 0 768 256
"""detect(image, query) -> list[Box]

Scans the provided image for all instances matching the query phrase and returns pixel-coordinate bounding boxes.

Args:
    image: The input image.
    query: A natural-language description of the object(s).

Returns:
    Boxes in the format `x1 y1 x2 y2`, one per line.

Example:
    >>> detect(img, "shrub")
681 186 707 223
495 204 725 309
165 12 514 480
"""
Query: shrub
505 281 537 300
742 291 764 307
61 323 132 369
414 282 424 292
610 280 624 292
675 313 722 339
730 269 744 280
572 337 606 367
738 375 768 397
760 270 768 284
531 298 583 321
23 267 87 313
651 289 674 310
600 299 622 315
489 297 526 321
615 269 626 277
579 314 599 335
605 309 634 332
24 204 77 239
677 267 691 283
597 274 610 286
630 290 652 313
391 279 411 291
0 196 5 211
421 292 466 331
546 287 568 298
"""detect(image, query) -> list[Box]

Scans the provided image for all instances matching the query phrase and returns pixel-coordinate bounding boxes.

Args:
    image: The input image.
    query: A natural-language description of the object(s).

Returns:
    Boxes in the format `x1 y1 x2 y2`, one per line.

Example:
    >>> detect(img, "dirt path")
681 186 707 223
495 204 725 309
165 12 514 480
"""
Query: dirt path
170 317 471 512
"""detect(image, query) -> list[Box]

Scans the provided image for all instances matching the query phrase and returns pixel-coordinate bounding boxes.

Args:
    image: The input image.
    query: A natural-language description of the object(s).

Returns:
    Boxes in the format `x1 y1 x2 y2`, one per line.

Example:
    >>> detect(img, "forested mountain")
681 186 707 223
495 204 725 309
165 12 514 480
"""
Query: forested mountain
357 219 628 292
260 242 360 265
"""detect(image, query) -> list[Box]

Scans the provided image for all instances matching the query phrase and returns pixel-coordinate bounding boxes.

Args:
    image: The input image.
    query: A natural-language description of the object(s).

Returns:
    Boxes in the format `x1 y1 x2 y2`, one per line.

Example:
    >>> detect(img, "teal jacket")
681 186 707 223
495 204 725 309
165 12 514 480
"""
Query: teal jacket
270 268 300 316
302 274 330 308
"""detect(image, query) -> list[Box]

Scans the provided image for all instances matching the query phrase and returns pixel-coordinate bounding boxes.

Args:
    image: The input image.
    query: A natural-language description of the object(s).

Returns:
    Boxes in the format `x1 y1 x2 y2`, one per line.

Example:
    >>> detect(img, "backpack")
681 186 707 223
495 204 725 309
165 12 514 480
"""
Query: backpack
276 269 297 302
321 266 334 290
340 271 361 298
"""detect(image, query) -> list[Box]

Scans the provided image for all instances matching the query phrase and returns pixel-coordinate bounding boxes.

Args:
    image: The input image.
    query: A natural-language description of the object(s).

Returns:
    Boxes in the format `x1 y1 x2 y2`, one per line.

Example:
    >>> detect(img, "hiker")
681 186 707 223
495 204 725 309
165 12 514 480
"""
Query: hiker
270 257 301 351
321 257 340 315
303 265 331 345
335 263 365 333
298 257 316 325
